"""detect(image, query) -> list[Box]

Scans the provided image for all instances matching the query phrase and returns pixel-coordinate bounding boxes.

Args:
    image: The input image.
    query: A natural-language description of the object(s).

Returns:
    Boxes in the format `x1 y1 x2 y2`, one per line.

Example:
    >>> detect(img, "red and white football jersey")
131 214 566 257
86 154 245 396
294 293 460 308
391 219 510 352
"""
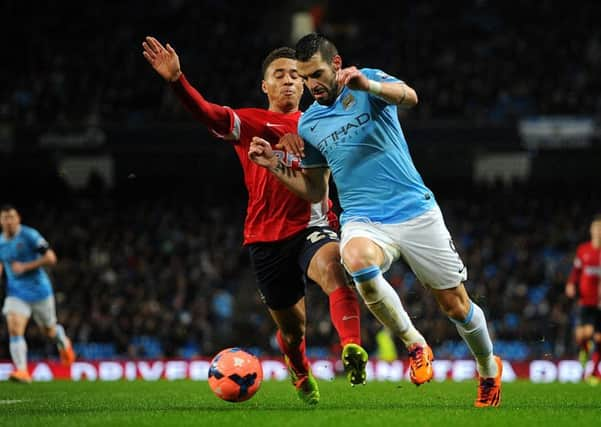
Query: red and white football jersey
568 241 601 307
214 108 331 244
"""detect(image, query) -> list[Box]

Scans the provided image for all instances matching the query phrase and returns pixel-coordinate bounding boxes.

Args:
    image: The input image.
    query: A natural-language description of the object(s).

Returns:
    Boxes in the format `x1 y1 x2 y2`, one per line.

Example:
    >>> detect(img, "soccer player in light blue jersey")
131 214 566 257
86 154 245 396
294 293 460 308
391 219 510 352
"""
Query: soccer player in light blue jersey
0 205 75 383
248 33 502 407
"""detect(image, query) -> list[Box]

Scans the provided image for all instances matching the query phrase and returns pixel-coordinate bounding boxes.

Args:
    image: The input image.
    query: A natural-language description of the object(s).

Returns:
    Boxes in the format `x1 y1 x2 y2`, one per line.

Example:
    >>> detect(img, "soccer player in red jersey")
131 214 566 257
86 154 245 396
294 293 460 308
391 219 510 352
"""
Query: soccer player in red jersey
142 36 367 403
566 213 601 384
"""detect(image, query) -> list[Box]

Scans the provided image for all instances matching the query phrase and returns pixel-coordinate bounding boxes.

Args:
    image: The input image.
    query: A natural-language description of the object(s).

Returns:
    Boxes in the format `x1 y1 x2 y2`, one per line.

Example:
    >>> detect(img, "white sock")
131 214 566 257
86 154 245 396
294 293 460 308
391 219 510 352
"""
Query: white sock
351 266 426 348
9 336 28 371
452 301 497 378
53 324 69 350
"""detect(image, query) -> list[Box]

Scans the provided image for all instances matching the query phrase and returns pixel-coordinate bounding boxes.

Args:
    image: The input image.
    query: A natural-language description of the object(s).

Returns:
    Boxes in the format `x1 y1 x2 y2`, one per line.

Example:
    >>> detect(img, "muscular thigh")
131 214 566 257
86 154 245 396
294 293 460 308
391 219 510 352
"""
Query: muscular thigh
340 221 400 272
300 227 341 286
249 227 342 309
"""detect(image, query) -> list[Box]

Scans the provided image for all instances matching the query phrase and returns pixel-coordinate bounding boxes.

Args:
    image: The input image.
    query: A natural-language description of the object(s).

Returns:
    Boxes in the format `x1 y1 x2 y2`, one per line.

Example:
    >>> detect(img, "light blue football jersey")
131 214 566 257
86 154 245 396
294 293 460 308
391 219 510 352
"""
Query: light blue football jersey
0 225 53 302
299 68 436 225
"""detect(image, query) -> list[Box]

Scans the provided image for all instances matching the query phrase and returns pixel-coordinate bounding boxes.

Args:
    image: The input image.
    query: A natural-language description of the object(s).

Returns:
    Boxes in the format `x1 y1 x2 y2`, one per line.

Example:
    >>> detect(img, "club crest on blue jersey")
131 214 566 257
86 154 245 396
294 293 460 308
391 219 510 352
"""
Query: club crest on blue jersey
342 93 355 110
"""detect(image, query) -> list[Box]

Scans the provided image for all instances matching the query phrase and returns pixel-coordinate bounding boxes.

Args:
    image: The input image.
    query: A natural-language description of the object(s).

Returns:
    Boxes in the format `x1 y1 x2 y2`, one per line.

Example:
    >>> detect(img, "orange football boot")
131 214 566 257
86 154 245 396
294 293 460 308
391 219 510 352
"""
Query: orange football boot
9 370 32 384
474 356 503 408
59 338 76 366
407 343 434 385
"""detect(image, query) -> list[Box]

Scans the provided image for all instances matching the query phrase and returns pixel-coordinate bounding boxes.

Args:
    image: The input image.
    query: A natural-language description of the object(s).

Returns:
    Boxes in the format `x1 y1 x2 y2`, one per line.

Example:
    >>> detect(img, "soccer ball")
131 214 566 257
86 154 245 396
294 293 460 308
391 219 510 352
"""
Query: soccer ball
208 347 263 402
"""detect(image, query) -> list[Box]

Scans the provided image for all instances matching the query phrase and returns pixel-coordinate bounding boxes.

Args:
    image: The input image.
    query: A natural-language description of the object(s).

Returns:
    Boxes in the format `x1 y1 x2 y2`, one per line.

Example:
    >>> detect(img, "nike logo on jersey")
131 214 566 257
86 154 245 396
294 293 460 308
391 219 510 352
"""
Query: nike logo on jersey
342 315 359 321
266 122 285 128
310 120 320 131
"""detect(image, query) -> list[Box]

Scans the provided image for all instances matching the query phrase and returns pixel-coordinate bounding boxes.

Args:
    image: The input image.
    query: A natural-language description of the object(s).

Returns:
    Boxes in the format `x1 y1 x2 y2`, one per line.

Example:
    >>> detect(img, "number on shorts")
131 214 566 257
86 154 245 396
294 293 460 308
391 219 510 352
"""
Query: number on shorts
306 230 338 243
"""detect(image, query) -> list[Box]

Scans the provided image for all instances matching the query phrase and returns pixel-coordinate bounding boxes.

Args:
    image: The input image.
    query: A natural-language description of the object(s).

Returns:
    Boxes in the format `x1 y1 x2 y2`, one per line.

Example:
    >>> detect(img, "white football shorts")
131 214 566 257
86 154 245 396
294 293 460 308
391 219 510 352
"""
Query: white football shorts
2 295 57 327
340 205 467 290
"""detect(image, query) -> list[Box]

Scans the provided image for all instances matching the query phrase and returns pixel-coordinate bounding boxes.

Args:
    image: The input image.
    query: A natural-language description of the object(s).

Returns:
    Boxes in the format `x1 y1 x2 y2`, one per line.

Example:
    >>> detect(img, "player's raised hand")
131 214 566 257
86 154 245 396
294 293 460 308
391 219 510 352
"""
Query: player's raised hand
142 36 182 82
275 133 305 158
249 137 278 169
336 66 369 91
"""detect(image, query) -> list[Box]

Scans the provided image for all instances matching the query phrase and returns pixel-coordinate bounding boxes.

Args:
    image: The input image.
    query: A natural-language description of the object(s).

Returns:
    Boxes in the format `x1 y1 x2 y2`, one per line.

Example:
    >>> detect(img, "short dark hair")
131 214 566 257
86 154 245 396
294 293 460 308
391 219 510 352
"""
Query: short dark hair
0 204 17 213
261 47 296 78
593 213 601 222
295 32 338 62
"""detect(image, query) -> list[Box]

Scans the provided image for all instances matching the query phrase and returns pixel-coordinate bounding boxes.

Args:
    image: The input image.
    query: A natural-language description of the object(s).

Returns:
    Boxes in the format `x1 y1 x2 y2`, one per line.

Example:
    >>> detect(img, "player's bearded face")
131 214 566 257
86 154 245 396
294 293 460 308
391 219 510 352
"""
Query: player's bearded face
299 57 339 106
317 67 338 106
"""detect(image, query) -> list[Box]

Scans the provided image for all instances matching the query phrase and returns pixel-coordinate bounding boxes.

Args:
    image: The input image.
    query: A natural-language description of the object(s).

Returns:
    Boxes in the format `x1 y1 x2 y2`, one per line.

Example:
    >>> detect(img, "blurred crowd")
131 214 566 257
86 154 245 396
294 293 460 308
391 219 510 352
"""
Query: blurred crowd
2 0 599 362
2 0 601 128
1 180 598 362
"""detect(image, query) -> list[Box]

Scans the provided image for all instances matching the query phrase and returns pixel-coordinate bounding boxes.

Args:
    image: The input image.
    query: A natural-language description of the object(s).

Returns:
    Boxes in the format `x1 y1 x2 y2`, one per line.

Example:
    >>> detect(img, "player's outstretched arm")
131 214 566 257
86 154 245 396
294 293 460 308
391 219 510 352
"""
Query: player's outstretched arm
337 66 418 107
249 137 329 203
143 36 231 136
143 36 182 82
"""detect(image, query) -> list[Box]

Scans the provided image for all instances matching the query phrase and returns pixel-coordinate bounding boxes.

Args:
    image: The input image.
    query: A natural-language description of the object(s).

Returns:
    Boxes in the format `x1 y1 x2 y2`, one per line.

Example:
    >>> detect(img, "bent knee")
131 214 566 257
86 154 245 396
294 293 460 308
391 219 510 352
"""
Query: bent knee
313 259 348 294
342 238 383 273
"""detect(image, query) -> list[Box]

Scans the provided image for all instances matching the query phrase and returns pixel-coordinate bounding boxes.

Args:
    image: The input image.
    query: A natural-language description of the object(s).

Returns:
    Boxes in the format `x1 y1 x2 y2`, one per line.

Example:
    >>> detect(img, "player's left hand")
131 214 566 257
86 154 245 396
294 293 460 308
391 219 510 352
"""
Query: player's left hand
10 261 26 275
336 66 369 92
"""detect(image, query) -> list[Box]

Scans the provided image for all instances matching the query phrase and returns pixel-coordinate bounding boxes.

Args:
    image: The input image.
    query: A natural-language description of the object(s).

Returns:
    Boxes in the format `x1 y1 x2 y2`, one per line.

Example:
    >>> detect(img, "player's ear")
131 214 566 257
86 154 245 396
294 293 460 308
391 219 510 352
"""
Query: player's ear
261 80 268 94
332 55 342 71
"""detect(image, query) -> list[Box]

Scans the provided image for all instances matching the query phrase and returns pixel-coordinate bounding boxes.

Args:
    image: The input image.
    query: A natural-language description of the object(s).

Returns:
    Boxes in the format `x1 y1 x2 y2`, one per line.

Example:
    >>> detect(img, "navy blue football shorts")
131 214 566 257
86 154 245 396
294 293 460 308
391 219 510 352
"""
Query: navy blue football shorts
248 226 339 310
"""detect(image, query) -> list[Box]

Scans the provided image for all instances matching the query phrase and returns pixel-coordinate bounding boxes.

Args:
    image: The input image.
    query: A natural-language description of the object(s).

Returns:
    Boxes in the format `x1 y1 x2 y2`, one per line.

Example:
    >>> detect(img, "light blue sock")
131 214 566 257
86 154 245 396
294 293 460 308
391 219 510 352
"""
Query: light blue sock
451 301 497 377
54 324 68 350
9 336 28 371
351 266 425 348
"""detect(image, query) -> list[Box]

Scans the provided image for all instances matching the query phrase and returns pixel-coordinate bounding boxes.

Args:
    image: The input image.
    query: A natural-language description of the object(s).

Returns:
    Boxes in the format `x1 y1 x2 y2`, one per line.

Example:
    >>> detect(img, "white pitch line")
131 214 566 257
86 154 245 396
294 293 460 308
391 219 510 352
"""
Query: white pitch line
0 399 26 404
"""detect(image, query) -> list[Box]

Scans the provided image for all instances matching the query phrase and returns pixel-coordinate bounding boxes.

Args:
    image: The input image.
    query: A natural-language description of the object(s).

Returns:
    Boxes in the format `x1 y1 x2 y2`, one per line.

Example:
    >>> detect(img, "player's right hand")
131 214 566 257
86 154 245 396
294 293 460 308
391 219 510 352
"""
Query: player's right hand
275 133 305 158
249 137 278 169
10 261 26 275
142 36 182 82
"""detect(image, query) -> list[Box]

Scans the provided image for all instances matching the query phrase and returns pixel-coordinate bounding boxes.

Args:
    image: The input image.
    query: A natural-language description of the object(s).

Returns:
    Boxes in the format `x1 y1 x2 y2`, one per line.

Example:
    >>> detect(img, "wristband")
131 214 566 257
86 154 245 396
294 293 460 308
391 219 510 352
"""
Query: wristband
368 80 382 95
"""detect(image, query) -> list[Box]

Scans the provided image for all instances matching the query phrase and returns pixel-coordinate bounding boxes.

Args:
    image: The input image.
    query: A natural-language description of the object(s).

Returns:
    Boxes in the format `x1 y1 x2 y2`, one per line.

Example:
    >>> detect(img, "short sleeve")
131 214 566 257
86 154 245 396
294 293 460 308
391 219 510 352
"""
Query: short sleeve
25 228 50 253
301 142 328 168
363 68 402 84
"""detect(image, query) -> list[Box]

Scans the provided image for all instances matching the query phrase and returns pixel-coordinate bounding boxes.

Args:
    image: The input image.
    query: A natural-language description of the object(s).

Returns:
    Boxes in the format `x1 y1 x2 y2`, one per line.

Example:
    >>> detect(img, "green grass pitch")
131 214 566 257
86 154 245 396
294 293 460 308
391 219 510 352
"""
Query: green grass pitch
1 379 599 427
